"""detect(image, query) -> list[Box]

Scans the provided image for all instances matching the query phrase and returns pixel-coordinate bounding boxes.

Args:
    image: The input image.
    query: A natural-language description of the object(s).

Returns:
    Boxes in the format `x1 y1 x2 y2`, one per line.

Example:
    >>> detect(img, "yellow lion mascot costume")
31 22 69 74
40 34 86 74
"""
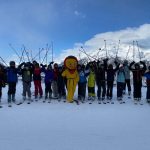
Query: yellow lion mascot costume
62 56 79 103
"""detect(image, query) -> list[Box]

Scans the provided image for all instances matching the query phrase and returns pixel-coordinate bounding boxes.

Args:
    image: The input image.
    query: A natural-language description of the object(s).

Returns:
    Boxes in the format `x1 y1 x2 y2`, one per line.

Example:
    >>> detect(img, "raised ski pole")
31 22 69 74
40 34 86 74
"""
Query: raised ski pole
126 45 131 60
51 42 53 62
32 48 45 60
9 44 21 60
23 45 30 62
0 56 8 66
30 49 33 62
39 48 41 64
97 48 102 60
41 49 49 64
104 40 108 58
79 47 91 61
132 41 135 61
136 41 141 61
115 40 120 59
46 43 49 65
19 48 25 65
79 49 90 62
80 46 97 61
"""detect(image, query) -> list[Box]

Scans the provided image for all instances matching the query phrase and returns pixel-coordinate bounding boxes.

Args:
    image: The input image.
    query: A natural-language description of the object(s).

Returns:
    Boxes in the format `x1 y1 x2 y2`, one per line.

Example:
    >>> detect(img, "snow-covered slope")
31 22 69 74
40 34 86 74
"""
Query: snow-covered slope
0 81 150 150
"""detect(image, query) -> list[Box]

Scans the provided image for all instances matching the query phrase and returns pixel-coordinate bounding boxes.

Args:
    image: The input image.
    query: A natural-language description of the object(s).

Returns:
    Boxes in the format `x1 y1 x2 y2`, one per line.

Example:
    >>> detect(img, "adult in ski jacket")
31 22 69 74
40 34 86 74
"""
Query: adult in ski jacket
33 63 43 98
116 65 125 100
129 61 146 100
106 60 119 100
78 64 89 101
123 60 131 95
41 63 54 99
18 62 33 101
52 63 59 98
6 61 20 103
0 64 6 101
57 66 66 99
87 62 96 99
95 59 107 100
144 66 150 102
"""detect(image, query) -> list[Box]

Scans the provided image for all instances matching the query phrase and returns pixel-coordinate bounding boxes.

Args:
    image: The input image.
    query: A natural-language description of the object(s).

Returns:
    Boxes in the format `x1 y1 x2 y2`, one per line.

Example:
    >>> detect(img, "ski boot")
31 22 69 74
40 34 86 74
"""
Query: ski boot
12 94 16 103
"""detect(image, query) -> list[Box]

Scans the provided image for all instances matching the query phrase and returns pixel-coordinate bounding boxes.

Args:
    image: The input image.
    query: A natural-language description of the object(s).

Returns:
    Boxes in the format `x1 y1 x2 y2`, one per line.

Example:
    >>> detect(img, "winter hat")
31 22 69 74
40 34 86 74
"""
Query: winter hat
81 64 85 69
47 64 52 70
9 61 15 66
35 63 39 68
108 64 113 69
54 63 58 68
123 60 128 65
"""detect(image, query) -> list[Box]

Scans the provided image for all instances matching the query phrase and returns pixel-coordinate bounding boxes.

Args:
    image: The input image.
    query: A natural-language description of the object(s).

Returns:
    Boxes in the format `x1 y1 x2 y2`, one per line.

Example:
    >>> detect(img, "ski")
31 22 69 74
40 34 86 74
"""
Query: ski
98 100 101 104
35 98 39 102
102 101 106 104
73 99 79 105
8 103 12 107
119 101 123 104
48 98 51 103
111 101 114 104
12 101 23 105
27 101 31 104
89 100 93 104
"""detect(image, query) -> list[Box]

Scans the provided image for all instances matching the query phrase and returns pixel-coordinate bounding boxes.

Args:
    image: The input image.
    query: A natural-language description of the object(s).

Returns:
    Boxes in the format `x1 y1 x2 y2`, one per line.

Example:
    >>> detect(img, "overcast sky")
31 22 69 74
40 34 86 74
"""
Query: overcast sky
0 0 150 63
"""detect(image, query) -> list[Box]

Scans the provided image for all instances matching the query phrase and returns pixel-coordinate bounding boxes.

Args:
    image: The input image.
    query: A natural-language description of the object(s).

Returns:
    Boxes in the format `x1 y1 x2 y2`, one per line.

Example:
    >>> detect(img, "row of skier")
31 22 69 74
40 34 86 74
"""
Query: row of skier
0 58 150 106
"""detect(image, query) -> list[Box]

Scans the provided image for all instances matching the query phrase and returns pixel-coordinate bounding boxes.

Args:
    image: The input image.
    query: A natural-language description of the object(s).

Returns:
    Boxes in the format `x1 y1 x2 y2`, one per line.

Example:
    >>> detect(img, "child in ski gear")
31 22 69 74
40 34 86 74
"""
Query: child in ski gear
95 59 107 101
116 64 126 102
106 60 119 100
18 62 33 103
62 56 79 103
6 61 19 104
129 61 146 102
0 64 6 102
87 62 96 100
52 63 59 98
78 64 89 101
33 63 43 99
144 66 150 103
57 66 66 99
123 60 131 96
41 63 54 100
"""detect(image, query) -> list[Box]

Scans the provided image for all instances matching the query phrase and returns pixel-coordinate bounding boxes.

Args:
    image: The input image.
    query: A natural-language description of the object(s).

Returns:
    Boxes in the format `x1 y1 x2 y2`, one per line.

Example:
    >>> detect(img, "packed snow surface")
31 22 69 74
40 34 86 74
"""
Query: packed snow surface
0 81 150 150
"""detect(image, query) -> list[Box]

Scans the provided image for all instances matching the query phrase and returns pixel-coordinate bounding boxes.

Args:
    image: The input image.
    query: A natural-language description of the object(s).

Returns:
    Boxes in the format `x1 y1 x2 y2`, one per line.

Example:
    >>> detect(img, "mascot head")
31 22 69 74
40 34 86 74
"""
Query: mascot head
64 56 78 72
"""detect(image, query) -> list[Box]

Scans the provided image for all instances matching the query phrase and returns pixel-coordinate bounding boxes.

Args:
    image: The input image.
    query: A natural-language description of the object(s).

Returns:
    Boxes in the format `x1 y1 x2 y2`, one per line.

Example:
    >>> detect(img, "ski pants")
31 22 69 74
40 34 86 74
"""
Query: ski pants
66 79 77 102
58 82 66 97
45 82 52 95
8 82 16 95
97 81 106 98
78 82 86 99
34 80 43 97
107 81 113 98
23 81 31 98
52 81 58 97
0 86 2 98
124 79 131 92
88 86 95 97
117 82 125 98
146 86 150 100
133 82 142 98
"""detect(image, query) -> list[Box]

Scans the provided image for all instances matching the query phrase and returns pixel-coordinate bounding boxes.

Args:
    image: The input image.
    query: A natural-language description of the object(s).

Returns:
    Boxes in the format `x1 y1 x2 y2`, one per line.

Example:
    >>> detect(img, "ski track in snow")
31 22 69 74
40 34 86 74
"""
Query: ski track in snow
0 81 150 150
